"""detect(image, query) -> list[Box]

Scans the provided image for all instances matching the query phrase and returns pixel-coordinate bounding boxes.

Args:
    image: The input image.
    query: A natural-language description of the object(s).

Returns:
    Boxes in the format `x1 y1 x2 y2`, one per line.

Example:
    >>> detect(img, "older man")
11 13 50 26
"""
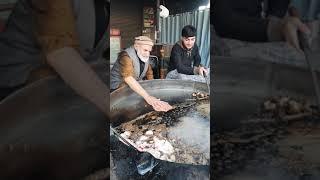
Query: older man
110 36 173 112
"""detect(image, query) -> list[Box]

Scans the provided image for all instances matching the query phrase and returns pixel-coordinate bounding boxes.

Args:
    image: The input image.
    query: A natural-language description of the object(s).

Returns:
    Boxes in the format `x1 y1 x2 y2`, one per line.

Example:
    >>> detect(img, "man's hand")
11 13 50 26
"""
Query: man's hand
281 6 311 52
199 67 208 77
282 16 311 52
46 47 109 117
145 96 173 112
268 6 311 52
195 66 208 76
124 76 173 112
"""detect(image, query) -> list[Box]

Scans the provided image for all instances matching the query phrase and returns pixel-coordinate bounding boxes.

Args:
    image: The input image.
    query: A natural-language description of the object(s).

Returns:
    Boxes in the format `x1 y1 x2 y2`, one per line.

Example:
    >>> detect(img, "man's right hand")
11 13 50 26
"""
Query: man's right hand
282 16 310 52
124 76 172 112
199 67 208 77
145 96 173 112
281 6 311 52
195 66 208 77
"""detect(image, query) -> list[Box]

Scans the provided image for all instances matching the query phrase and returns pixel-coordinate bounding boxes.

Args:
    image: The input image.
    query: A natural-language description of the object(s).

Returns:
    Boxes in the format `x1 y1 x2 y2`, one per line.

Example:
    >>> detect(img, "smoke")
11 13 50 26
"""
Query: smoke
168 111 210 154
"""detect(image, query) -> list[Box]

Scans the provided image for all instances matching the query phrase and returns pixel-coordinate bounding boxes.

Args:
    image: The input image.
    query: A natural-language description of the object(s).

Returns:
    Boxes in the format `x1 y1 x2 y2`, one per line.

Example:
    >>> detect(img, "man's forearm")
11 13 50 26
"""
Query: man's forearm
46 47 109 116
124 76 173 112
124 76 150 99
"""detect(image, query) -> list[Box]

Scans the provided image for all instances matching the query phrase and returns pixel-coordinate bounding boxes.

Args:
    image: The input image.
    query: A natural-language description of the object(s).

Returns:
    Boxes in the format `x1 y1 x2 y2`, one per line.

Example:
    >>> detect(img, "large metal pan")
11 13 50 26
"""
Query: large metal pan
0 63 108 179
110 79 210 179
110 79 209 125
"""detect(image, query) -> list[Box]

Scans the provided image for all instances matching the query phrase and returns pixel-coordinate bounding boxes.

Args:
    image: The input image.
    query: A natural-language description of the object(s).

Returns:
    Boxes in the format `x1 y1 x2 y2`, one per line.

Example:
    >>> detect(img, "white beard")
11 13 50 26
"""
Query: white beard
137 51 149 62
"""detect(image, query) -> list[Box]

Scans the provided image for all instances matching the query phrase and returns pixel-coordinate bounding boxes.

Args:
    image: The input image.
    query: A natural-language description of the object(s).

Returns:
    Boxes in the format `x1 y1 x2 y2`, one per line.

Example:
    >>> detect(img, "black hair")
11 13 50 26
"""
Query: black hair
181 25 197 37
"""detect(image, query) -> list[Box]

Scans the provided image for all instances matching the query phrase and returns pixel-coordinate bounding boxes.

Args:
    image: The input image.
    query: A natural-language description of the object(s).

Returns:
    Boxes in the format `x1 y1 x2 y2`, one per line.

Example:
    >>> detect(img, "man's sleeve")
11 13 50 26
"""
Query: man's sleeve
171 46 194 75
146 64 154 80
119 55 135 78
31 0 80 55
193 44 202 67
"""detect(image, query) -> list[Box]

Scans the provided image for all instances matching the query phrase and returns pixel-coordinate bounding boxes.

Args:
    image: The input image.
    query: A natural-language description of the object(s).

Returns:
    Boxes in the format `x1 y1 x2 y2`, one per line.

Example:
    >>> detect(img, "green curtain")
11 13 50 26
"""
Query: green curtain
159 9 210 67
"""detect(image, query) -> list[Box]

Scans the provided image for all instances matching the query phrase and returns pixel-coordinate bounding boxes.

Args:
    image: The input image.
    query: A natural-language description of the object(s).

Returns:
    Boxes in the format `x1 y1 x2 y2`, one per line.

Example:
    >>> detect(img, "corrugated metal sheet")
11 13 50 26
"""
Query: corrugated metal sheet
110 0 143 49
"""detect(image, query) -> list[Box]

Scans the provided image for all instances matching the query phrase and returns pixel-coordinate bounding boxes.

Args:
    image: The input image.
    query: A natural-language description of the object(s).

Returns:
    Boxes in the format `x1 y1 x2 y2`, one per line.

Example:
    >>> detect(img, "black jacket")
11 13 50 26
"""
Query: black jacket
168 41 201 75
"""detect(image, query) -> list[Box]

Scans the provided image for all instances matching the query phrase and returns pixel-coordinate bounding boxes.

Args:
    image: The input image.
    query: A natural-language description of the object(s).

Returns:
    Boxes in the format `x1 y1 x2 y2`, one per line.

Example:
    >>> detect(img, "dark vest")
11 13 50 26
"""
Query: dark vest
110 46 150 90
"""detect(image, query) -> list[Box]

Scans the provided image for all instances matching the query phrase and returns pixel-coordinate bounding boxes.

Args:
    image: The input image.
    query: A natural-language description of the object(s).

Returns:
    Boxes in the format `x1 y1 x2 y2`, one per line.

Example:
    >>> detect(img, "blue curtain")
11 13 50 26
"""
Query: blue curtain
159 9 210 67
291 0 320 21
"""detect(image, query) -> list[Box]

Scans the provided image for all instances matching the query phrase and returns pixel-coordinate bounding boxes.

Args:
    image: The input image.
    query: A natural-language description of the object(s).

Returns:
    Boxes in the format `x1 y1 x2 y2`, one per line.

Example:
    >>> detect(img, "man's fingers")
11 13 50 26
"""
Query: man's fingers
284 30 301 51
153 105 167 112
147 97 173 112
199 70 204 76
158 102 172 110
203 69 208 76
297 21 311 34
288 16 311 35
199 67 209 77
152 101 173 112
154 101 164 107
283 18 303 51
